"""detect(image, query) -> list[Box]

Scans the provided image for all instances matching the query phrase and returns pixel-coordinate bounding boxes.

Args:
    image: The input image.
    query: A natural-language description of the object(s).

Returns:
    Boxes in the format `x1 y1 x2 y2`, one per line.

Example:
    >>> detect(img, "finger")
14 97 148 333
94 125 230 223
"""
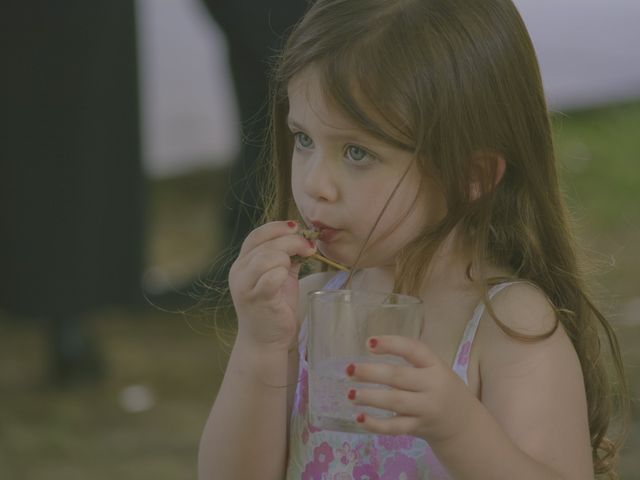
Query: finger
350 387 422 417
354 412 418 437
348 362 424 392
257 233 316 259
245 247 303 292
367 335 440 368
252 265 294 300
240 231 315 268
244 234 313 271
239 220 300 256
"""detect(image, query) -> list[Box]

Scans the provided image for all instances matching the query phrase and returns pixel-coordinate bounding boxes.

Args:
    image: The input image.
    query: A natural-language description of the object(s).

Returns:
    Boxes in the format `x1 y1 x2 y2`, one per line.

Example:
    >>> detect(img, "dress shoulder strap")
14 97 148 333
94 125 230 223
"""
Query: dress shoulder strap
322 271 350 290
451 282 518 384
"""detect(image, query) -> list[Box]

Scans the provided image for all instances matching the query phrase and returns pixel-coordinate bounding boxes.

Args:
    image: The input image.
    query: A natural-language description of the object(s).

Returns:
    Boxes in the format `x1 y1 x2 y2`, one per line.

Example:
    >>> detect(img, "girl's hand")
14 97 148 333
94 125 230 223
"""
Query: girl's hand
346 335 476 443
229 221 316 351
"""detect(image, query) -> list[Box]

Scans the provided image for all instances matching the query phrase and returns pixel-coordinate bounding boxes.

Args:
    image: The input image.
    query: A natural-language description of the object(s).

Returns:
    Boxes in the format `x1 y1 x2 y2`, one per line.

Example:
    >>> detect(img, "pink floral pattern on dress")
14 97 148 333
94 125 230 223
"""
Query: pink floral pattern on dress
332 473 352 480
307 416 321 433
301 442 335 480
314 442 334 465
456 340 472 367
337 442 358 466
353 463 381 480
376 435 415 451
381 452 419 480
356 440 382 469
297 367 309 415
296 364 320 435
301 461 326 480
292 355 436 480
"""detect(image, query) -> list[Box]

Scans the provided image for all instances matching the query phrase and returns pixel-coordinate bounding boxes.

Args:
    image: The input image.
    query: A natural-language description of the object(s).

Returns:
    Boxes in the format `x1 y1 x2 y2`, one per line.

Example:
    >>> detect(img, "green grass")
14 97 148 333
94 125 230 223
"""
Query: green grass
1 100 639 479
554 101 640 231
554 102 640 300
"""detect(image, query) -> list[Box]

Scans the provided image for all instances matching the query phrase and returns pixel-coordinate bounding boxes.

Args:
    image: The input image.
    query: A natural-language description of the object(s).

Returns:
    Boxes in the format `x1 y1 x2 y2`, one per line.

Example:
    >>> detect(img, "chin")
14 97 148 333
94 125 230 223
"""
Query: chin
317 244 354 267
320 245 388 270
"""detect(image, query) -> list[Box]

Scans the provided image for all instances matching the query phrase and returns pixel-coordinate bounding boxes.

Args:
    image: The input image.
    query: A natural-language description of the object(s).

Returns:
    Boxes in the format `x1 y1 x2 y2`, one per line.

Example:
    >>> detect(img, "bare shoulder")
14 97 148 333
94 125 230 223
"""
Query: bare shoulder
476 280 578 382
487 281 558 337
475 282 592 476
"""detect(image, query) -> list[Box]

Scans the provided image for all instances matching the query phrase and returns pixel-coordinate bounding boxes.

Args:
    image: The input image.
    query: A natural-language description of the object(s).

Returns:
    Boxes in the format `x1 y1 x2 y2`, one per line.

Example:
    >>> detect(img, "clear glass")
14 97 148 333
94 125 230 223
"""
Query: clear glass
307 289 423 433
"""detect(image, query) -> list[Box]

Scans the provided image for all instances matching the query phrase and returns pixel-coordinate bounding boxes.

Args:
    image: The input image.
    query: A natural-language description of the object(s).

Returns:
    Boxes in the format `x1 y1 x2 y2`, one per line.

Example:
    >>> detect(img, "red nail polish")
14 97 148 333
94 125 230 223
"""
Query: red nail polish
346 364 355 376
307 238 315 248
356 413 365 423
347 389 356 400
287 221 296 228
369 338 378 349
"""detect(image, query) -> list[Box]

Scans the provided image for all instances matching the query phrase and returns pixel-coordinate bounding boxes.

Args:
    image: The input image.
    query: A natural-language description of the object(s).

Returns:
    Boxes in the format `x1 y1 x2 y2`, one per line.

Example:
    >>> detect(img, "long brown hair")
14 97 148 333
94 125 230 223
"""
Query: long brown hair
263 0 629 476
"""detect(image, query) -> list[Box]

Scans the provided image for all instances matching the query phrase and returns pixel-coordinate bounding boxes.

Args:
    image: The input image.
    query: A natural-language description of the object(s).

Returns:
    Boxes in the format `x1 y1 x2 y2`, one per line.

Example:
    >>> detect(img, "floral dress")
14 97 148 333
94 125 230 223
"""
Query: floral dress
285 272 515 479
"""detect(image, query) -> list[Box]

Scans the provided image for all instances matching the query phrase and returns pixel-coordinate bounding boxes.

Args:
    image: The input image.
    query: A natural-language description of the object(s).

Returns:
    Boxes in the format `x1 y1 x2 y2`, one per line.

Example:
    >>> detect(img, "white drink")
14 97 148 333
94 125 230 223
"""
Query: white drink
308 356 398 433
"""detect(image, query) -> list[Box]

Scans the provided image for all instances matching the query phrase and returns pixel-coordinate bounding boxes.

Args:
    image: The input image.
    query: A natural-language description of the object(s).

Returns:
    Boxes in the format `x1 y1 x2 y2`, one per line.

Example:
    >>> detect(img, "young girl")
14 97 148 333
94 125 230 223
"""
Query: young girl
199 1 628 479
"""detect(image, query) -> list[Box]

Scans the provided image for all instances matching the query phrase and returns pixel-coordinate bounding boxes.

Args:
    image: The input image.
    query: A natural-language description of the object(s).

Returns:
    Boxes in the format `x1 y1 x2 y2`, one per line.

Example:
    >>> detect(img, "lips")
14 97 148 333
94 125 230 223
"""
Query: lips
308 220 340 242
317 228 339 242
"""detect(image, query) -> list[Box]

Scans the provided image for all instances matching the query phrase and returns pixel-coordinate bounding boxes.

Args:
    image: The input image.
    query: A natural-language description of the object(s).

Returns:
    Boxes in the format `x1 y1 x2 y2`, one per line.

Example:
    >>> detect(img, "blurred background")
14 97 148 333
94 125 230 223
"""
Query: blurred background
0 0 638 478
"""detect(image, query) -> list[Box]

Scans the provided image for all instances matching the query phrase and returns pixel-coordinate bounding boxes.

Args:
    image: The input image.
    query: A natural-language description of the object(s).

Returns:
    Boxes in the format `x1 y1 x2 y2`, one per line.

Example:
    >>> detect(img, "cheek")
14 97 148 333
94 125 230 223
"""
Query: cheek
348 190 388 232
290 164 304 209
374 182 435 243
353 190 416 249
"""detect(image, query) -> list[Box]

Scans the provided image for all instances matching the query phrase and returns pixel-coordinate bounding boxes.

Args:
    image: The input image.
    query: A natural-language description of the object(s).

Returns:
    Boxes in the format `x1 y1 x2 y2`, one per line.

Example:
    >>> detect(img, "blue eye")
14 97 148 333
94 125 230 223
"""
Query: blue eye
346 145 373 163
294 132 314 149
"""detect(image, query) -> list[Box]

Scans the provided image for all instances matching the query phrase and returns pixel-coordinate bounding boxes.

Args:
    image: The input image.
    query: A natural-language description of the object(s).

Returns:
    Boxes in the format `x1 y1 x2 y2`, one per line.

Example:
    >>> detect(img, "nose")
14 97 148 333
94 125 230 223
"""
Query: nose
302 152 339 202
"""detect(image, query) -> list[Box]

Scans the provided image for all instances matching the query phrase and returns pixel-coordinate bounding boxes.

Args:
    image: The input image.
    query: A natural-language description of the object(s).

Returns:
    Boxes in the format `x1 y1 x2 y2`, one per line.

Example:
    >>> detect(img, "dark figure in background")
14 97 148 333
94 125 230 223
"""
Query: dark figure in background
1 2 144 386
199 0 309 266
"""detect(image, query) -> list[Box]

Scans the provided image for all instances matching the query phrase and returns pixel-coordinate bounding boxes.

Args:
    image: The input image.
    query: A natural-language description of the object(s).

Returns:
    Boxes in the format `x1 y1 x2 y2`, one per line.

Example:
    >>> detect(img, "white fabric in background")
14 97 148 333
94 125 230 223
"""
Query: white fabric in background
136 0 239 178
515 0 640 110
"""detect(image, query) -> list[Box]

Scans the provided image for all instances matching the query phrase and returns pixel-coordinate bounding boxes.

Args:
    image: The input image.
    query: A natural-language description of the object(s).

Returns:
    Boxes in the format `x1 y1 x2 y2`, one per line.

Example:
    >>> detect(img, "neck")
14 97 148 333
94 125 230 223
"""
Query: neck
423 233 474 292
355 231 477 295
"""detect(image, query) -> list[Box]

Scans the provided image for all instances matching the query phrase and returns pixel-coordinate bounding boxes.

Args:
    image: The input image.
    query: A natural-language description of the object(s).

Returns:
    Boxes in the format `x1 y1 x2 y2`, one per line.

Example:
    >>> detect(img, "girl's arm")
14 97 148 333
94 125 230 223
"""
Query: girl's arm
197 221 315 480
198 338 293 480
349 283 592 479
435 283 593 479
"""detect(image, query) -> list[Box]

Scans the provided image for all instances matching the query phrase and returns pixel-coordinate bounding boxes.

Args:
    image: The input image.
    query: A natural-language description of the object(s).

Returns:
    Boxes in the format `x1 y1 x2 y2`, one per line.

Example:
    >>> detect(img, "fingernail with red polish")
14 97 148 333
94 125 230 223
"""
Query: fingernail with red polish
287 221 296 228
307 238 316 248
369 338 378 349
347 389 356 400
356 413 365 423
346 363 355 376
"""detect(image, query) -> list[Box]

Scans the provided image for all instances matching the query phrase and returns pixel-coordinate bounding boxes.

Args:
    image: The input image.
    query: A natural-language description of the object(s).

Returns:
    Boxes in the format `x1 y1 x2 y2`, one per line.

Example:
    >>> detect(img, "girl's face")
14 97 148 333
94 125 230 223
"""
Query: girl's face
288 67 446 268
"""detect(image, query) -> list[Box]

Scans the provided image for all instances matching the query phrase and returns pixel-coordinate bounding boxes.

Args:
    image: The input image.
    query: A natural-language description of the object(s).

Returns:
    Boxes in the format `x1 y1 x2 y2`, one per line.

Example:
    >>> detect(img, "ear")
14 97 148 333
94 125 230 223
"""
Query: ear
469 151 506 201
